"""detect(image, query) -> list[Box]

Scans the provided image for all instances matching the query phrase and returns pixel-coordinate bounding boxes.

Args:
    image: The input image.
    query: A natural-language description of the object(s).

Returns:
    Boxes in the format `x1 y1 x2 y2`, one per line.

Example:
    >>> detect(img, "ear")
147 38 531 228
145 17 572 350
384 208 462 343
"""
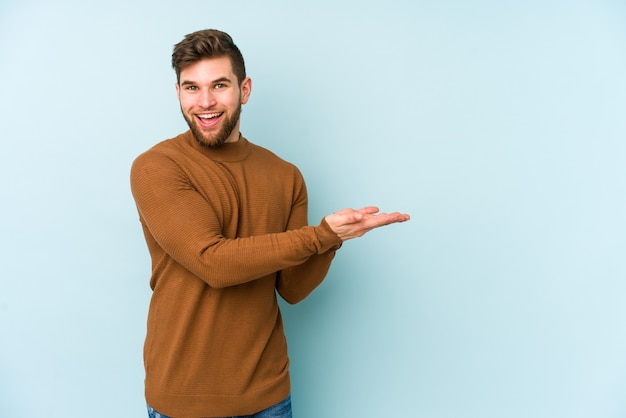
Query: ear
240 77 252 104
175 81 181 96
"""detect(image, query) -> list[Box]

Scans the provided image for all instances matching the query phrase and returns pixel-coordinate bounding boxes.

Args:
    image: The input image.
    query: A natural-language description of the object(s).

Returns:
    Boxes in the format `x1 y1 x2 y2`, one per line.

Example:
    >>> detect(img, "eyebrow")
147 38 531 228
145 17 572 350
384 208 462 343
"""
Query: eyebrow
211 77 232 84
180 77 233 86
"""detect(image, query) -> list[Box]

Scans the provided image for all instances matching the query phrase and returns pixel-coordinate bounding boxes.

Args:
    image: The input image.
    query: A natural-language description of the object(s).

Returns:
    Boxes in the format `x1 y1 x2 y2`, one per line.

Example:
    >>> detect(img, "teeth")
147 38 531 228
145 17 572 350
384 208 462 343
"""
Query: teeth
198 113 221 119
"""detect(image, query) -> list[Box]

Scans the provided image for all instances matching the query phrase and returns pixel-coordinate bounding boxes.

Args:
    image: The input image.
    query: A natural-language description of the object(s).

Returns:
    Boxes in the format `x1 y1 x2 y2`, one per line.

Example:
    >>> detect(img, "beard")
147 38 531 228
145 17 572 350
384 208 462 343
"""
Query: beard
182 103 242 149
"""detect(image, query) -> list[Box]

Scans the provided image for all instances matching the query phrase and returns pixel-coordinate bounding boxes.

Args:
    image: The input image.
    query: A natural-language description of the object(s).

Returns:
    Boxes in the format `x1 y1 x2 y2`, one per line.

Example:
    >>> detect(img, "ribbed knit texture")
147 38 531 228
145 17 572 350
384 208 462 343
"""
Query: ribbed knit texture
130 131 342 417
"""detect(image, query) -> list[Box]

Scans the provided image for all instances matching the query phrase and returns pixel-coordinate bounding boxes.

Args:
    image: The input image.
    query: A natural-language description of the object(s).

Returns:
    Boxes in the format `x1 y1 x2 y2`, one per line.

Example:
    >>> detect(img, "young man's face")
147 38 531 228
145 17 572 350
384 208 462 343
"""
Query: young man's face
176 57 251 148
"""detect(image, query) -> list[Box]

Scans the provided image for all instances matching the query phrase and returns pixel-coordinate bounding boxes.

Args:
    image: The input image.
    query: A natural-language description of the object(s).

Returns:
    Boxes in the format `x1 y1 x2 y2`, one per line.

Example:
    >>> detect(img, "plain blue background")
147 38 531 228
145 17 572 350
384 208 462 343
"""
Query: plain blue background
1 0 625 417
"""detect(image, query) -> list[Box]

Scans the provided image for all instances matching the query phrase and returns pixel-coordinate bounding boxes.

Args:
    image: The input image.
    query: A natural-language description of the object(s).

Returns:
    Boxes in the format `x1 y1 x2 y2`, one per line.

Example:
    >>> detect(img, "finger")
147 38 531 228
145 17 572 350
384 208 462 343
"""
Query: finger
362 212 409 228
382 212 410 222
356 206 380 215
326 210 362 227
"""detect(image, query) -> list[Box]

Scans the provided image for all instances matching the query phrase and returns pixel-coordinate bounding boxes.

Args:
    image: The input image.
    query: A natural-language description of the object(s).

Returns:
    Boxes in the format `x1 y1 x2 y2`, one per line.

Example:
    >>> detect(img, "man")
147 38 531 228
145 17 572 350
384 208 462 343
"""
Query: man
131 29 410 418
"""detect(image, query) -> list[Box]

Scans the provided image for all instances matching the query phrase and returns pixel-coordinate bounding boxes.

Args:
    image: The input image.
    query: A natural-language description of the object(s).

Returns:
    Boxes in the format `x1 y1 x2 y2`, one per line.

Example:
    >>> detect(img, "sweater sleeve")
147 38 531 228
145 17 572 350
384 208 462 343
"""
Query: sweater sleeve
276 222 341 304
275 177 342 304
130 151 342 289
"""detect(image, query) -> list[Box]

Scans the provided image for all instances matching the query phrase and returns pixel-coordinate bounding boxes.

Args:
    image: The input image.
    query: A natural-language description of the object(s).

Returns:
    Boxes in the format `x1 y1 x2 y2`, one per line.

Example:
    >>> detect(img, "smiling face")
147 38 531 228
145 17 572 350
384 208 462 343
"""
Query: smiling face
176 57 252 148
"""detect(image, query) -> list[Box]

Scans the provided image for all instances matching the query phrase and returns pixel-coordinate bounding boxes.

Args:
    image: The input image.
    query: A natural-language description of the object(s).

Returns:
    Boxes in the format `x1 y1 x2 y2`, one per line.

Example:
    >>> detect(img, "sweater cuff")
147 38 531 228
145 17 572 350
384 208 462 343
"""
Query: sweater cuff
315 217 343 254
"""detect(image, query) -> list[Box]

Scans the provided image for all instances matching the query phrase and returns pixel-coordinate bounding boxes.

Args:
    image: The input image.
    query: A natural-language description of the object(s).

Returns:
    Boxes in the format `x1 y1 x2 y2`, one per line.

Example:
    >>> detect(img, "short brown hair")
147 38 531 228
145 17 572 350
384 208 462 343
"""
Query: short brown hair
172 29 246 84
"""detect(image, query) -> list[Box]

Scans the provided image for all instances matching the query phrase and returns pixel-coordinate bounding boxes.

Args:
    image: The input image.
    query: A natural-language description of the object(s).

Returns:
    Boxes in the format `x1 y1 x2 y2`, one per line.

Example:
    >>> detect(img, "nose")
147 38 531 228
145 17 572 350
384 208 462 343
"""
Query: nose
198 89 217 108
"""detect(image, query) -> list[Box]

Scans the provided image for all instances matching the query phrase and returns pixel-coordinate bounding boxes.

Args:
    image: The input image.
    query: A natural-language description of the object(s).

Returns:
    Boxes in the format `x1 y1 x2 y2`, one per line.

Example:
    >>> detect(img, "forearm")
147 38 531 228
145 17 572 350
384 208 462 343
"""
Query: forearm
275 217 342 303
276 248 339 304
159 224 340 288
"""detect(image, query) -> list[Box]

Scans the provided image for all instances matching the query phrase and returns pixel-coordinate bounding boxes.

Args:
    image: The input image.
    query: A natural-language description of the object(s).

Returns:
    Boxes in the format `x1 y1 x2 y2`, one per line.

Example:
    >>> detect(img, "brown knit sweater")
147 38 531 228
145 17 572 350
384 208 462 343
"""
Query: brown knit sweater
130 131 342 417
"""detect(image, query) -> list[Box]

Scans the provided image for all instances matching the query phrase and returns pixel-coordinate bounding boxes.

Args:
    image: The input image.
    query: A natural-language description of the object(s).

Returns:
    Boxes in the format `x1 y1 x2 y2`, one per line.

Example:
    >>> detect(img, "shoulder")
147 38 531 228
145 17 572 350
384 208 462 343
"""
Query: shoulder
132 133 190 166
130 134 193 182
247 140 301 174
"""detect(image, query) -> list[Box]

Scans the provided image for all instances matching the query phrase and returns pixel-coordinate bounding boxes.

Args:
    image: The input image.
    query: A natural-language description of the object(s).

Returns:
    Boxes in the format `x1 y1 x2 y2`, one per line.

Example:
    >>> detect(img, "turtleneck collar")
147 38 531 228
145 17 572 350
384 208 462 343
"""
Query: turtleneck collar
182 130 252 162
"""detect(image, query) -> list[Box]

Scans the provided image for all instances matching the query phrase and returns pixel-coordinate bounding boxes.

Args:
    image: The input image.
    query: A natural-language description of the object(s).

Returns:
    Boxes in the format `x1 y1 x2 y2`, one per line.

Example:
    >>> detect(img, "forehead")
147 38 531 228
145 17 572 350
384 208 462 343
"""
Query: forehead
179 57 236 83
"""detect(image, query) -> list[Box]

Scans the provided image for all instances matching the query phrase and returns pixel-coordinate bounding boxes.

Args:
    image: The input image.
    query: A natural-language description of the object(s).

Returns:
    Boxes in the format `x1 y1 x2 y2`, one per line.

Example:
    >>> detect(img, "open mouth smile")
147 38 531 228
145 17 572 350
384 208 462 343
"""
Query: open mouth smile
196 112 223 128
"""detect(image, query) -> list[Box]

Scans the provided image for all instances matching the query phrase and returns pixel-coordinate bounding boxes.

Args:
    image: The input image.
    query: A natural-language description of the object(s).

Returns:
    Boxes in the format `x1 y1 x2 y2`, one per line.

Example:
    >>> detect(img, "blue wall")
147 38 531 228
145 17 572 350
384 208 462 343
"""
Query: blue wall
1 1 625 416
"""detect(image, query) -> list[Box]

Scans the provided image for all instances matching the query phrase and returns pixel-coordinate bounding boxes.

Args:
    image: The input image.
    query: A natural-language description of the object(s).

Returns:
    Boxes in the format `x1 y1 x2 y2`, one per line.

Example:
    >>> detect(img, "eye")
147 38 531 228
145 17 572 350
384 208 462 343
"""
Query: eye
214 83 226 89
185 85 198 91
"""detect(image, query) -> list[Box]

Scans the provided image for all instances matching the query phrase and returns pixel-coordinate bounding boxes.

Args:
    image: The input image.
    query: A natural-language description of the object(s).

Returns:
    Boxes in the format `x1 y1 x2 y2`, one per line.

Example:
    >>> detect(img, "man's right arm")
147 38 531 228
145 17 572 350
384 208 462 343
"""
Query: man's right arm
130 151 342 289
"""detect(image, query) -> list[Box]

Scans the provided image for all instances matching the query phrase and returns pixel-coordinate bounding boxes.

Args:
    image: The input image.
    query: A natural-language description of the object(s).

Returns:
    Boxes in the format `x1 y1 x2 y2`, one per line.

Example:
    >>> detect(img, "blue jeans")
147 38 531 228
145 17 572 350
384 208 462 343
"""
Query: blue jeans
147 393 292 418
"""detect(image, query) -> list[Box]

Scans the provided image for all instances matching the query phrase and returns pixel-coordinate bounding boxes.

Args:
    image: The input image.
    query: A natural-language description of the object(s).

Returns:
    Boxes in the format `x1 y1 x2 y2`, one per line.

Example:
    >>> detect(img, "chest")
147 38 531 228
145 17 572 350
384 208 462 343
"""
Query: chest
192 158 297 237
